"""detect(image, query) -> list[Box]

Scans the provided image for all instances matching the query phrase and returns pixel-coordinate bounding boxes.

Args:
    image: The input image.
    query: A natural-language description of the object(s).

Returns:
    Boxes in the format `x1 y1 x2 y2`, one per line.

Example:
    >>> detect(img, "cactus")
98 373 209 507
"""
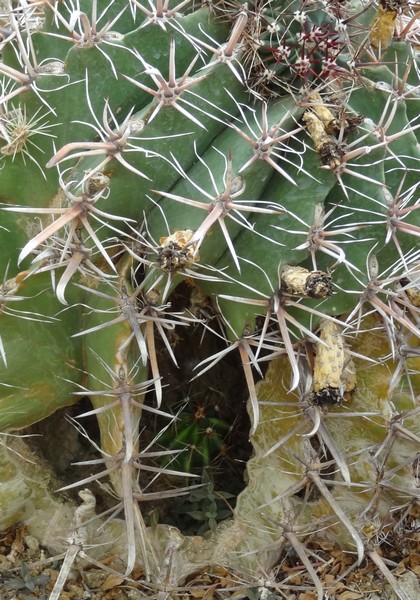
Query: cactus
0 0 419 597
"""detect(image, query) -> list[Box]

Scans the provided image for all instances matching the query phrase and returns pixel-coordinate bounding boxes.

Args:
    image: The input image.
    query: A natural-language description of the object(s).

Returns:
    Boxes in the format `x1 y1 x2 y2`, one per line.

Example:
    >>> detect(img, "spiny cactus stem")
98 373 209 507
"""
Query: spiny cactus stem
292 204 367 272
73 283 149 364
55 0 124 46
7 7 38 73
133 0 192 27
45 100 152 181
0 0 419 593
123 39 209 127
350 280 420 340
375 122 420 147
237 340 260 436
5 193 124 271
396 10 420 44
194 10 248 80
121 462 151 578
73 388 170 421
332 162 384 197
254 507 326 597
190 331 267 435
282 529 324 600
0 21 63 112
230 101 304 181
379 418 420 457
65 445 157 579
153 153 282 272
48 139 128 166
223 10 248 58
58 444 160 579
299 460 365 566
0 62 33 87
140 304 191 408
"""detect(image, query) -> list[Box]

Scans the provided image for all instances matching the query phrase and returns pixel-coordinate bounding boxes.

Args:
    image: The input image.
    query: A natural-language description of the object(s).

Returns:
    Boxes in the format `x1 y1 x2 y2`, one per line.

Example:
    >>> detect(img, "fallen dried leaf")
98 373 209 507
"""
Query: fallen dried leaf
337 591 364 600
101 573 125 590
6 526 28 563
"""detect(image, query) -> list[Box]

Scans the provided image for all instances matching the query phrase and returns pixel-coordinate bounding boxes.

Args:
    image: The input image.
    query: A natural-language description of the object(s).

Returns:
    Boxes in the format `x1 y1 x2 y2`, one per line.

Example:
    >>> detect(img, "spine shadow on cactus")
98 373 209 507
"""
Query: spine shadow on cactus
0 0 419 599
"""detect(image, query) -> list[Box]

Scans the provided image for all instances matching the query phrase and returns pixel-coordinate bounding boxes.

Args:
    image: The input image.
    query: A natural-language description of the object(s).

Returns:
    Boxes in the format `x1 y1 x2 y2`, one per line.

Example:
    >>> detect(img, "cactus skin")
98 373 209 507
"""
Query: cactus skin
0 0 419 596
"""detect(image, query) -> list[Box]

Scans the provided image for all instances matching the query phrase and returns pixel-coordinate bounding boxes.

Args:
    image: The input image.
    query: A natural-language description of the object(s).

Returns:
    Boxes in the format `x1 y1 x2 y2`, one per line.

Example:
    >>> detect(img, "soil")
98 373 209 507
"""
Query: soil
1 520 419 599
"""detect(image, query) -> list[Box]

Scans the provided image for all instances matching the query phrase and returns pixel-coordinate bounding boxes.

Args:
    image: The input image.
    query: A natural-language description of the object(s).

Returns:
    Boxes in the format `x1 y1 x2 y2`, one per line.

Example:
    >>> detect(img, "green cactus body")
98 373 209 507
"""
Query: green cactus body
0 271 83 430
0 0 419 596
140 98 301 298
158 394 231 473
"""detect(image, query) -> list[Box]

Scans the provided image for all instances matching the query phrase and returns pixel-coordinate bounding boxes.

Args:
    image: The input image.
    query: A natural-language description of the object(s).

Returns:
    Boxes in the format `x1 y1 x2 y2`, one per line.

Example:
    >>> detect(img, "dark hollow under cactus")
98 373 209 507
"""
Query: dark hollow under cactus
0 0 419 598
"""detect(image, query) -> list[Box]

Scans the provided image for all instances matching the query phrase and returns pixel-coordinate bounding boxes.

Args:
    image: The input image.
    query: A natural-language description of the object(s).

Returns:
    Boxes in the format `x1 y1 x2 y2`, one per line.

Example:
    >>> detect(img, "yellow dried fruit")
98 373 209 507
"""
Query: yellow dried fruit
307 92 339 135
158 229 199 272
280 265 333 299
311 320 356 405
370 2 398 50
303 111 344 169
370 0 409 50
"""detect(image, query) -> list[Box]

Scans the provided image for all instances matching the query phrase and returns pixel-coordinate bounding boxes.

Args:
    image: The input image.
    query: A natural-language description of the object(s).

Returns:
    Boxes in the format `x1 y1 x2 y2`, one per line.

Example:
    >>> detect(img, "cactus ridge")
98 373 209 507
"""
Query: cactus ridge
0 0 419 598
